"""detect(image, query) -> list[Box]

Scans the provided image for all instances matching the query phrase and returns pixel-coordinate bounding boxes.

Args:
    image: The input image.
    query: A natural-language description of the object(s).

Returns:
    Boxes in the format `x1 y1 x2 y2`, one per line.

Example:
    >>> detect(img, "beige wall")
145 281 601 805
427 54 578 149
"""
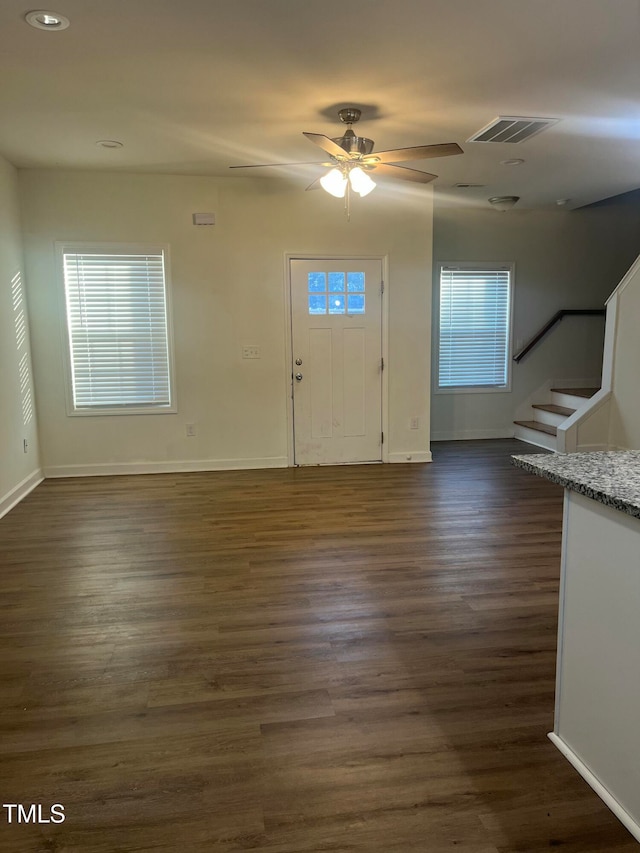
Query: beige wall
432 194 640 440
0 155 41 513
19 170 433 473
609 257 640 449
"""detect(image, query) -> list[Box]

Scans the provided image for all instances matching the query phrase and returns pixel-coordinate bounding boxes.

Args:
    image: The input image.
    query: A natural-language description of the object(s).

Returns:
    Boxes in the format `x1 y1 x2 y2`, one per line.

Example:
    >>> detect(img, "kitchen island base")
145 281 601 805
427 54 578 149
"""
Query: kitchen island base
552 489 640 843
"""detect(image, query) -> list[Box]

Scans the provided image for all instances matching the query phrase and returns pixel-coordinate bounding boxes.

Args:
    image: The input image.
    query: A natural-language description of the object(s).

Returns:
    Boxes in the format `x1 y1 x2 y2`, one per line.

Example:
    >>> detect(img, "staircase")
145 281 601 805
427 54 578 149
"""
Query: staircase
514 387 599 451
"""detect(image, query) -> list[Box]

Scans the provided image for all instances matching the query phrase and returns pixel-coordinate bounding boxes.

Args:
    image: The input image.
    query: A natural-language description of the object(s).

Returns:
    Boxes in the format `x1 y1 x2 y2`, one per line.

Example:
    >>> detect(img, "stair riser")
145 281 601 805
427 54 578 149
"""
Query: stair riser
513 425 557 451
532 409 568 428
550 392 588 410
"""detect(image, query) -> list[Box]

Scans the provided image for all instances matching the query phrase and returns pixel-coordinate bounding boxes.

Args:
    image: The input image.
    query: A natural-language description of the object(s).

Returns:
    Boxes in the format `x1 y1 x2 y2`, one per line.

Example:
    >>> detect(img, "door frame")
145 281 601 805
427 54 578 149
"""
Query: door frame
283 253 389 467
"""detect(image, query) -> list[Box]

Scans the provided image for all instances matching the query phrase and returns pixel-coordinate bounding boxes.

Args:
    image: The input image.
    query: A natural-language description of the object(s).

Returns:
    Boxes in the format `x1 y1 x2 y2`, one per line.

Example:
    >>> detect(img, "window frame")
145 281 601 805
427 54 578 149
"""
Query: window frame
56 241 177 417
433 261 515 395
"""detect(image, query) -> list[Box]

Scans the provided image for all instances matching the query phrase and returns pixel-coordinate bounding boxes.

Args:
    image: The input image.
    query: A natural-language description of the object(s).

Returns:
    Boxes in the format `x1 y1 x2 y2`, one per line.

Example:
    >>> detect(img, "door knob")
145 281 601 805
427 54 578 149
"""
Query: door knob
295 373 303 381
295 358 302 366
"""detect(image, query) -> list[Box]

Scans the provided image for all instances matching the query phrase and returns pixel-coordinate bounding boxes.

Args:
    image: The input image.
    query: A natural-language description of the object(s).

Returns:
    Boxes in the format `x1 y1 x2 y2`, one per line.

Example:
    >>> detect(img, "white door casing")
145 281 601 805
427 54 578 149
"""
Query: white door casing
289 258 383 465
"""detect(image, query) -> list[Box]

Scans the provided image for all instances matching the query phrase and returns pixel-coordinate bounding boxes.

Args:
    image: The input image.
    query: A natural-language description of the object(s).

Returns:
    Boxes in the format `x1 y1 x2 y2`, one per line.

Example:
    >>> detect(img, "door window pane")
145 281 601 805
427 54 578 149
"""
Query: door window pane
347 272 365 292
328 294 345 314
347 293 365 314
308 272 326 292
328 272 345 292
308 293 327 314
307 270 366 315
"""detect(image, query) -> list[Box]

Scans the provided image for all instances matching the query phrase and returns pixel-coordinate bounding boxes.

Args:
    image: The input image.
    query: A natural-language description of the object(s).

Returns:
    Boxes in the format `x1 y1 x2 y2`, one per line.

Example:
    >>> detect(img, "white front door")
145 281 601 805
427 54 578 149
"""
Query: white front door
290 258 383 465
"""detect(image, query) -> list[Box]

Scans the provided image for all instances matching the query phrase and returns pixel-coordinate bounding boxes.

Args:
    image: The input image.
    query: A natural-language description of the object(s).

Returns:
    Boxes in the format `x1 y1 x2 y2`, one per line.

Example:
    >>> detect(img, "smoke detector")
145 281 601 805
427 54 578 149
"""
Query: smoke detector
488 196 520 211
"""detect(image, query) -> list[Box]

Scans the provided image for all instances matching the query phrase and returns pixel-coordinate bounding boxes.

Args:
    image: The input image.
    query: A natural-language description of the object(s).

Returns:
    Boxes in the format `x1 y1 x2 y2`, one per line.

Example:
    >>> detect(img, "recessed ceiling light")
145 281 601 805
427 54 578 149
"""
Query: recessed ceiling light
96 140 124 149
500 158 525 166
25 10 70 30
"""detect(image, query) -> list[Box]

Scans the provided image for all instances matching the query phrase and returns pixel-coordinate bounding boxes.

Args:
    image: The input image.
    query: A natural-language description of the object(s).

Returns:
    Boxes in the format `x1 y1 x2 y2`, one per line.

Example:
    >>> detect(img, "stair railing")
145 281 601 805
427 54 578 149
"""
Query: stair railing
513 308 605 363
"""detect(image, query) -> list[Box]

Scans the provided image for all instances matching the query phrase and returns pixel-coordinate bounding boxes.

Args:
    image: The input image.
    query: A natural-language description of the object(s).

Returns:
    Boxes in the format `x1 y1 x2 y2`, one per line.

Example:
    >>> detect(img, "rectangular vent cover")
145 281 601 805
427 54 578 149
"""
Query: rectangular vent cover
467 116 558 144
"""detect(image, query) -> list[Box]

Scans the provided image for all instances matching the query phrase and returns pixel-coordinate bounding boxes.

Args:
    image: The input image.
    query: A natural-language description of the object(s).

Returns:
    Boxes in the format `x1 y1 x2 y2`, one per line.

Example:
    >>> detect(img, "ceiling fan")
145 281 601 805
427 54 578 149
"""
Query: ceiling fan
230 108 463 212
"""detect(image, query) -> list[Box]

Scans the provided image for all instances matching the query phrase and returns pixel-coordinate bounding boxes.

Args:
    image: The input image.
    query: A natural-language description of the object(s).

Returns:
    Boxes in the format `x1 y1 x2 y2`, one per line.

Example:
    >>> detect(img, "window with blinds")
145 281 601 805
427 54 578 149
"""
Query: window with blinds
437 264 513 391
61 246 174 413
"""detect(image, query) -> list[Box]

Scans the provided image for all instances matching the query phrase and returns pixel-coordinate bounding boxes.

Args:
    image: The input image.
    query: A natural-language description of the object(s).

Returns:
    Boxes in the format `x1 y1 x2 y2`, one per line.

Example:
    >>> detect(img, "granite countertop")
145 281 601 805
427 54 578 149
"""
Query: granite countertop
512 450 640 520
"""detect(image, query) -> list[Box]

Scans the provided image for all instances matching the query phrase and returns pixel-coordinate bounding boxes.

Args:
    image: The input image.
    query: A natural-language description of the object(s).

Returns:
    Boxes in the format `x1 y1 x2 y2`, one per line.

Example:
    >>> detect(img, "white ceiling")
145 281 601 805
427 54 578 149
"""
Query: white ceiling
1 0 640 210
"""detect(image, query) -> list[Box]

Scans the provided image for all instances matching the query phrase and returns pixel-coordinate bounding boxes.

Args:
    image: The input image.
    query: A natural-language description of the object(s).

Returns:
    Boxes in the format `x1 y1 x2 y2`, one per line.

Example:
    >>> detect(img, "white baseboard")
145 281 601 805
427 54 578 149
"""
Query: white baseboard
548 733 640 843
388 451 432 463
575 443 609 452
43 456 289 478
0 469 44 519
430 428 514 441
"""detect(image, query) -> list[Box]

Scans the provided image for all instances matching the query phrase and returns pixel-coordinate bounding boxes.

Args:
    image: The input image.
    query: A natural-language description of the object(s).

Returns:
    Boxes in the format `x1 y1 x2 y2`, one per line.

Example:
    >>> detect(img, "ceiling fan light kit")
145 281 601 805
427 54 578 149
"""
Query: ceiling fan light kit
320 165 376 199
348 167 376 197
319 168 347 198
231 106 463 217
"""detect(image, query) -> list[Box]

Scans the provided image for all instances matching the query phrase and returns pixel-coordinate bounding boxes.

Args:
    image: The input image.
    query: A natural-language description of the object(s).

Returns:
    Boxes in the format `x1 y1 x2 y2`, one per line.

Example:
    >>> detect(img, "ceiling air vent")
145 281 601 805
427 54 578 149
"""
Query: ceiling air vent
467 116 559 144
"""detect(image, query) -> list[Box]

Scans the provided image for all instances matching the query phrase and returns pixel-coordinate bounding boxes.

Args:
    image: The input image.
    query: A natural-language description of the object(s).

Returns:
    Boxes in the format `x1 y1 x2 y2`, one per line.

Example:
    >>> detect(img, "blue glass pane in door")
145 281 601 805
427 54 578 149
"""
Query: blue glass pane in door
308 272 326 292
308 294 327 314
328 272 345 292
347 293 365 313
328 294 345 314
347 272 365 292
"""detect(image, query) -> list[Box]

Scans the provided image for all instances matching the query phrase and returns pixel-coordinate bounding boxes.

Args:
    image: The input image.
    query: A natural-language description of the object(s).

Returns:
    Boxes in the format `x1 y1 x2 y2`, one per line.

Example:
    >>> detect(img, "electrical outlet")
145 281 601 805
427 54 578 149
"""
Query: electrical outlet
186 423 196 437
410 417 419 430
242 345 260 359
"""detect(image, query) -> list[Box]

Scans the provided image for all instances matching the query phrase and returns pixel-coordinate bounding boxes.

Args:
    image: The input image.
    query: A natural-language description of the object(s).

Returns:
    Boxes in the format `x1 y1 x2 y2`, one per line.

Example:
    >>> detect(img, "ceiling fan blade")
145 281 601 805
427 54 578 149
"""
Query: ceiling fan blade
230 161 326 169
371 142 463 164
303 132 348 158
305 177 323 191
371 163 438 184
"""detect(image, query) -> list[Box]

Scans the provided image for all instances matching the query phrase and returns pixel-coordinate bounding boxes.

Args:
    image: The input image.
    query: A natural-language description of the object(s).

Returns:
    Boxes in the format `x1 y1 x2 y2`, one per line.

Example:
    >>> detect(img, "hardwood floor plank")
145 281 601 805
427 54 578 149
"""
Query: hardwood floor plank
0 439 636 851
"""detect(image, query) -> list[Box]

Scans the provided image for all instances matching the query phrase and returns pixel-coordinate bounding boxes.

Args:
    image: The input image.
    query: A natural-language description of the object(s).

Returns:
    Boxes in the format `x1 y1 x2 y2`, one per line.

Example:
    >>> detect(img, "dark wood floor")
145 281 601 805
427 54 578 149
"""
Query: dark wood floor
0 439 636 852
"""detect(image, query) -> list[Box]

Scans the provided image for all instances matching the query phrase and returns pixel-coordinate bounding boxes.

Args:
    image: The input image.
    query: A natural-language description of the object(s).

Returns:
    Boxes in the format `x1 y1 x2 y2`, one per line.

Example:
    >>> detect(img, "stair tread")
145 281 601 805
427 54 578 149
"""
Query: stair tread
531 403 575 416
513 420 558 436
550 387 599 398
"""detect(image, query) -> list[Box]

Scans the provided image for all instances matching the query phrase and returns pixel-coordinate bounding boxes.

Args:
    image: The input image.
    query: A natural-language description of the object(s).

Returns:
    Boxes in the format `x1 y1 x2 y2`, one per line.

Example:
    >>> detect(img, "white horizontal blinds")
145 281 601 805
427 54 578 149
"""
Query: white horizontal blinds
63 250 171 408
439 266 511 388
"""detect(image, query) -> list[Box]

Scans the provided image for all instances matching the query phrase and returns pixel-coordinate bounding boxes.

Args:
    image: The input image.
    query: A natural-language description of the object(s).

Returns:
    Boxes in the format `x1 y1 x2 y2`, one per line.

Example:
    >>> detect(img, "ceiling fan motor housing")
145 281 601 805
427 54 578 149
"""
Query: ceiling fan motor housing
333 108 375 156
332 128 375 156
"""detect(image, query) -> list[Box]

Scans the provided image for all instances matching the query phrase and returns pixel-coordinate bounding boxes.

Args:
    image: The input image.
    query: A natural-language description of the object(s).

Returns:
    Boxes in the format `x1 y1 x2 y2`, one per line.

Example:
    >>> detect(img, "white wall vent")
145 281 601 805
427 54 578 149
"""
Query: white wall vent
467 116 559 144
